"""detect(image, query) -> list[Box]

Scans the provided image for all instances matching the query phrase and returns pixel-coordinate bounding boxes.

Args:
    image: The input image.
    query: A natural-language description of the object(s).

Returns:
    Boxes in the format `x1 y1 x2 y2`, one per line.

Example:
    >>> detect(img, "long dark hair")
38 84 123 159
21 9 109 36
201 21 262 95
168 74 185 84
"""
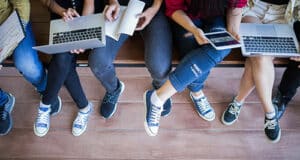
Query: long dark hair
188 0 226 18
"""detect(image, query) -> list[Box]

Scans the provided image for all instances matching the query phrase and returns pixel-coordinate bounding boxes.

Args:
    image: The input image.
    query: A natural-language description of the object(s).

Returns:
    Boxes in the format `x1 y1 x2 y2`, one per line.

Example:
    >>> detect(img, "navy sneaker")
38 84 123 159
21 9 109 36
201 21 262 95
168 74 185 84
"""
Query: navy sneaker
144 90 163 136
100 81 125 119
222 99 243 125
264 114 281 143
190 92 215 121
272 91 288 120
161 98 172 117
0 92 15 136
50 96 62 116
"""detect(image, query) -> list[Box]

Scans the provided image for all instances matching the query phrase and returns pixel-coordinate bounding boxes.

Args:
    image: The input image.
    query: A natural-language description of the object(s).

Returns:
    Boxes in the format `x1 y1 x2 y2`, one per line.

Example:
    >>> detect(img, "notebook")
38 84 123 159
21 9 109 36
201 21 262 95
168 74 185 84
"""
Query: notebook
240 23 300 57
0 10 25 62
33 13 106 54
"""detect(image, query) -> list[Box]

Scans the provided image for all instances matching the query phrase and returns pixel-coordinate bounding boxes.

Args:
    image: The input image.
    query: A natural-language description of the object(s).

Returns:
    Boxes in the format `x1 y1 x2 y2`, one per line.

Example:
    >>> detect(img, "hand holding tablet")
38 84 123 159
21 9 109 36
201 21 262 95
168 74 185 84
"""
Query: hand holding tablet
205 31 241 50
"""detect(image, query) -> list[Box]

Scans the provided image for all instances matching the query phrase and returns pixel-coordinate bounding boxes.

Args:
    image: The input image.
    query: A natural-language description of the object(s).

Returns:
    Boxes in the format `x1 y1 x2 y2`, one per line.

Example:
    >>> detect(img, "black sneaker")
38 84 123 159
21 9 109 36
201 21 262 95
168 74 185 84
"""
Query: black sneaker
222 100 243 125
100 81 125 119
0 92 15 136
161 98 172 117
272 91 288 120
144 90 163 136
264 112 281 143
50 96 62 116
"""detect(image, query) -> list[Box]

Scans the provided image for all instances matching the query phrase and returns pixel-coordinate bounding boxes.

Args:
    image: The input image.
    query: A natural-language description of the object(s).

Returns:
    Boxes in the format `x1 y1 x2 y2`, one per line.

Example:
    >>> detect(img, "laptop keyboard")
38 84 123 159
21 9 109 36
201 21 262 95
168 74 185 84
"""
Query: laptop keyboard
243 36 298 54
52 27 102 44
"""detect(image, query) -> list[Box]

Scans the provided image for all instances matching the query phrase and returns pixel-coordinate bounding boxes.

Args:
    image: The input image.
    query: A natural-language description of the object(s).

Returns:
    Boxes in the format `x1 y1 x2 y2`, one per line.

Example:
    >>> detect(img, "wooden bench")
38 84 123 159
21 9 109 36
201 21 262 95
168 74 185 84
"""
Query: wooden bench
3 0 288 67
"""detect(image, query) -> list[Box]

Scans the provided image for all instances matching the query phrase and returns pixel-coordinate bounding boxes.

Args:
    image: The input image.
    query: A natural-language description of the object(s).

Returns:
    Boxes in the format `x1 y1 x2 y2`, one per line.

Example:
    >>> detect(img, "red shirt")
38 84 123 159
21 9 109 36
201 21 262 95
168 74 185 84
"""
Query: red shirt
165 0 247 19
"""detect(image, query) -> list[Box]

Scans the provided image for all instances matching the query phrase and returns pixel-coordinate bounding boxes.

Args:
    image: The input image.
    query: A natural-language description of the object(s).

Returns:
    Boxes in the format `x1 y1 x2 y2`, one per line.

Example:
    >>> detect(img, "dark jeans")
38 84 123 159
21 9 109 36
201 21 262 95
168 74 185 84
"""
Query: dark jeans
42 53 88 109
278 61 300 103
169 16 231 92
89 9 172 93
277 21 300 104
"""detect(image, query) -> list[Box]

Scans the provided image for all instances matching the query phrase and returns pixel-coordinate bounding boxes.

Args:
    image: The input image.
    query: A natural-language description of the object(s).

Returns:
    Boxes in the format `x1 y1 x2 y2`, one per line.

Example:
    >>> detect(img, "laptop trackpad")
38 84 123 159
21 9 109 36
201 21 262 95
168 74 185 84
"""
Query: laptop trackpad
256 25 276 36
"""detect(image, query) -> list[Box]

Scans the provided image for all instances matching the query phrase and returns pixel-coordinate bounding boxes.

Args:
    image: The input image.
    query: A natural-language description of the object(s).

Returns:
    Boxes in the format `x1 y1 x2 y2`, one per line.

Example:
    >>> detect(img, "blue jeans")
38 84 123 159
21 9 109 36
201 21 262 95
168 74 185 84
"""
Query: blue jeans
169 16 231 92
0 89 8 106
89 9 172 93
13 23 47 92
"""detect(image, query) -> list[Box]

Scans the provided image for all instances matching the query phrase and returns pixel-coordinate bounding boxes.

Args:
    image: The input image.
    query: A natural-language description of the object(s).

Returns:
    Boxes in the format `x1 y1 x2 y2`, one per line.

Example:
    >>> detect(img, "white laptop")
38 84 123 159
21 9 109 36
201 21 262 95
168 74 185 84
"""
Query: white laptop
33 13 106 54
240 23 300 57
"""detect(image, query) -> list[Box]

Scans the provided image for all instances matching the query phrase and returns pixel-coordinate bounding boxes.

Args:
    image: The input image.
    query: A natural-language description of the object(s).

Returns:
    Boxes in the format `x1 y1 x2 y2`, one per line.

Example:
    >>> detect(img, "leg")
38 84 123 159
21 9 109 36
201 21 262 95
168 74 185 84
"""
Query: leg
89 35 128 118
13 23 46 93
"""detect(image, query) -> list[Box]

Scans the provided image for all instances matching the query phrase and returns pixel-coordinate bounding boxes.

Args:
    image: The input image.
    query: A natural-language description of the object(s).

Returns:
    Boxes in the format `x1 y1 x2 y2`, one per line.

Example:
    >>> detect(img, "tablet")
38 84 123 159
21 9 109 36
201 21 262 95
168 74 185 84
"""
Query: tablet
205 31 241 50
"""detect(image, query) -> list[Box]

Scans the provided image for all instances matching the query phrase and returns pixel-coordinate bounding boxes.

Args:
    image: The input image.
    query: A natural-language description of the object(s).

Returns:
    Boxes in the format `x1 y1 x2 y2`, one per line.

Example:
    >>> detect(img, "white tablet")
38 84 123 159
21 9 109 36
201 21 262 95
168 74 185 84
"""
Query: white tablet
205 31 241 50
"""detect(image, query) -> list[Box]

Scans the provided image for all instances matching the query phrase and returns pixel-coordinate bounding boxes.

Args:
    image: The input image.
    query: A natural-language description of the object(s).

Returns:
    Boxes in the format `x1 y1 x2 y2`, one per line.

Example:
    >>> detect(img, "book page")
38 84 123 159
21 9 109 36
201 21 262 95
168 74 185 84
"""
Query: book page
118 0 145 36
105 6 126 41
105 0 145 41
0 11 25 62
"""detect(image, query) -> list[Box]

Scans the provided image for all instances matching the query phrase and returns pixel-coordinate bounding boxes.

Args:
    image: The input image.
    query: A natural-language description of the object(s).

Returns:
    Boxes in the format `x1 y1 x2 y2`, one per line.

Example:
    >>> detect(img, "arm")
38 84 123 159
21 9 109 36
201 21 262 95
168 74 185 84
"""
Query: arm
82 0 95 16
9 0 30 23
171 10 209 45
135 0 162 30
226 7 243 40
39 0 67 17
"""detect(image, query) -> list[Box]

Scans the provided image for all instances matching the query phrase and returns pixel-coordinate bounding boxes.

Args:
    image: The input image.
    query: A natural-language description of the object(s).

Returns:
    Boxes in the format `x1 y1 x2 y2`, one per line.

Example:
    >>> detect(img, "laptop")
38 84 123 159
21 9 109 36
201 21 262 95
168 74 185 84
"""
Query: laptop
240 23 300 57
33 13 105 54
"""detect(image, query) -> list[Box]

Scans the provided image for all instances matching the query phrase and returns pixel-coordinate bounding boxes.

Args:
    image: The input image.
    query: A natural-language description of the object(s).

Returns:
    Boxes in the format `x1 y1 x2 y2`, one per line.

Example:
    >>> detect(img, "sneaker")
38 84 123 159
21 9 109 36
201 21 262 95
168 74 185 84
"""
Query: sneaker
72 102 93 136
222 99 243 125
0 93 15 136
100 81 125 119
272 91 288 120
144 90 163 136
34 103 51 137
50 96 62 116
161 98 172 117
264 114 281 143
190 92 215 121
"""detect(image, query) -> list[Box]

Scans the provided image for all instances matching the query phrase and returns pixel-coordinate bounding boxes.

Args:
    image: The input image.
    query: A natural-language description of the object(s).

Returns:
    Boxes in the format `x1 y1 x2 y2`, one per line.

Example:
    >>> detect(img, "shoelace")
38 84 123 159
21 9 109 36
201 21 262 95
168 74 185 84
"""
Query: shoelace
264 118 277 130
0 107 8 121
103 93 118 104
195 97 211 113
149 105 163 125
36 108 50 126
228 103 241 117
74 112 89 128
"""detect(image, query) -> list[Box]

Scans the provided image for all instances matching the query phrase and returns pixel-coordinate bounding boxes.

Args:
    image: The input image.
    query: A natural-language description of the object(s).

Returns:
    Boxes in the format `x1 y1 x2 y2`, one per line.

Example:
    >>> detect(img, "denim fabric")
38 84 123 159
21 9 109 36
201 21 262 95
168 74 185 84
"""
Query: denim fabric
42 53 88 109
89 9 172 92
0 89 8 106
169 16 231 92
13 23 47 92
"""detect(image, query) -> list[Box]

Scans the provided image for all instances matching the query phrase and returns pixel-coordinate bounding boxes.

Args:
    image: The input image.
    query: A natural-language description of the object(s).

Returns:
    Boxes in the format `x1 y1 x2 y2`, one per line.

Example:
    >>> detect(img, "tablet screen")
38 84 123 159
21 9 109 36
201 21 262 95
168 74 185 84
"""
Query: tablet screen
205 32 240 48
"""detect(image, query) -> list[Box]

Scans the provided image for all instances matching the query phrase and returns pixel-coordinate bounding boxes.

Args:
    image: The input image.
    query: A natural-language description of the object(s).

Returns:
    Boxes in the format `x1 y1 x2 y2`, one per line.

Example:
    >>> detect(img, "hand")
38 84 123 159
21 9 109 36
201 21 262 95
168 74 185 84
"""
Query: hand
290 57 300 68
192 28 209 45
62 8 80 22
104 2 120 22
227 28 241 41
135 7 157 31
70 49 85 54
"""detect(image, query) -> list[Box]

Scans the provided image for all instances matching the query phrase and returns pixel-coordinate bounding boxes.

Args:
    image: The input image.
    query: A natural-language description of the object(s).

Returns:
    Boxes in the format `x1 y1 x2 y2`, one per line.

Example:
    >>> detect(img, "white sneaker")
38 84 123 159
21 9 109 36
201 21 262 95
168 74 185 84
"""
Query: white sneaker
72 102 93 136
34 102 51 137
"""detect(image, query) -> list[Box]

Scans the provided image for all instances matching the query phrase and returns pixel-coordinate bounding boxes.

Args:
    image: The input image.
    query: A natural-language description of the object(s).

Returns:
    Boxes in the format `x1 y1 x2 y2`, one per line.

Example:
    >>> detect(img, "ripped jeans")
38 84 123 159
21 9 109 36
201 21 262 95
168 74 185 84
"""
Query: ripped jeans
169 16 231 92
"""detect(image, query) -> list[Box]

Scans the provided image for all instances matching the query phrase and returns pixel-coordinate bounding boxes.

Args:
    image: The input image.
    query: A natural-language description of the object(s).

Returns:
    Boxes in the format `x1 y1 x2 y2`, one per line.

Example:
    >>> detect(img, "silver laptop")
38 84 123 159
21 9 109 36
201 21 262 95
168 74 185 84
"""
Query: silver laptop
240 23 300 57
33 13 105 54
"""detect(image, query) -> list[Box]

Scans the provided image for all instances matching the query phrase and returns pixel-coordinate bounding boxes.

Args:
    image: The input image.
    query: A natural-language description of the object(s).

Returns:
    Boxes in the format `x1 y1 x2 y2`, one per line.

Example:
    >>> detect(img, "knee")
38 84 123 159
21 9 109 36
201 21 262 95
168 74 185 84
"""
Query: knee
249 56 273 68
89 59 113 76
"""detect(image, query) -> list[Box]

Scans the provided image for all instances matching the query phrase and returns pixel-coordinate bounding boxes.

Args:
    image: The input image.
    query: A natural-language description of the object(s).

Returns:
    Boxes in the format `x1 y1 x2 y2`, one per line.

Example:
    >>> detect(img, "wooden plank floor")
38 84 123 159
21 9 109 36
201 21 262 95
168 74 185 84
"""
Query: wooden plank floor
0 67 299 159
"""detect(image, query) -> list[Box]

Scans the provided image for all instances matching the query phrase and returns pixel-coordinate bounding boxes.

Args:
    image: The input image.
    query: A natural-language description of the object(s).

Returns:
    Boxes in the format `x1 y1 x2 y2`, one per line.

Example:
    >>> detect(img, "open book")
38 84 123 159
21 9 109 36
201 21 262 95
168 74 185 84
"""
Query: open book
0 10 25 63
105 0 145 41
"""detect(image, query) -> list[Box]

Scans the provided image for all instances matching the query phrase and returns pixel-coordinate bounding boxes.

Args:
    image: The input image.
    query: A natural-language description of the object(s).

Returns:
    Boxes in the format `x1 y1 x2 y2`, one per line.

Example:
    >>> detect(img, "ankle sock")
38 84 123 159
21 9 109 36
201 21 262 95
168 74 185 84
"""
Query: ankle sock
191 90 205 100
80 103 91 113
151 91 164 107
233 98 243 106
266 111 276 119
